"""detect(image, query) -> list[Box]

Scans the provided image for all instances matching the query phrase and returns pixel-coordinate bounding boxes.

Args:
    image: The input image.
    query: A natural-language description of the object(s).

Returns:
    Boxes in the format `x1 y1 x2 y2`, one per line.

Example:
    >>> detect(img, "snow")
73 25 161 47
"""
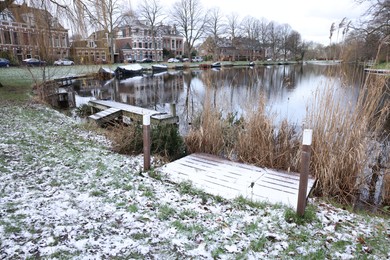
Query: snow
0 104 389 259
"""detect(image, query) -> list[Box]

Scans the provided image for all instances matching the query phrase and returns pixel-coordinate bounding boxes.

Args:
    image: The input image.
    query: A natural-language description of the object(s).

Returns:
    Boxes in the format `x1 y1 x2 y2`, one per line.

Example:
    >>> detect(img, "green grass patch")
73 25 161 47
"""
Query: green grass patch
233 195 269 210
131 232 150 240
178 209 198 219
127 204 138 213
284 204 318 225
249 236 267 252
90 189 105 197
158 204 176 220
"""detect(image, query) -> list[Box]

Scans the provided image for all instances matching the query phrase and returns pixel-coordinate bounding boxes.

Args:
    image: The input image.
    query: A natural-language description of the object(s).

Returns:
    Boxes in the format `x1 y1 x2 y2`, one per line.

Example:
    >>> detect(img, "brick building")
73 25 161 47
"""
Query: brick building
72 17 184 64
0 3 69 63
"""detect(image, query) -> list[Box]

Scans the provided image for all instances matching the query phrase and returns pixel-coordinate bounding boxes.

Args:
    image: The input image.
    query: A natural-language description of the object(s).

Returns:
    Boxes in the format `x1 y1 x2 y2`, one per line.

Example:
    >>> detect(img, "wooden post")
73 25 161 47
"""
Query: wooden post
170 103 176 117
143 114 151 171
297 129 312 216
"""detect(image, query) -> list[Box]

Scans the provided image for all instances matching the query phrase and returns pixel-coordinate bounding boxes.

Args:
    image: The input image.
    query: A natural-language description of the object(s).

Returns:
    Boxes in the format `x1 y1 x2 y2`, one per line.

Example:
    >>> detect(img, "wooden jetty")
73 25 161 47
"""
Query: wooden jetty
364 68 390 75
159 153 316 209
88 100 178 125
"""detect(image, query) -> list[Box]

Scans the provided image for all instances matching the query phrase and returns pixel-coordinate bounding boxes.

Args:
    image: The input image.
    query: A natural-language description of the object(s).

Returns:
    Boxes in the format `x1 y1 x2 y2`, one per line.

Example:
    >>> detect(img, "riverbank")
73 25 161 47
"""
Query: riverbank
0 103 389 259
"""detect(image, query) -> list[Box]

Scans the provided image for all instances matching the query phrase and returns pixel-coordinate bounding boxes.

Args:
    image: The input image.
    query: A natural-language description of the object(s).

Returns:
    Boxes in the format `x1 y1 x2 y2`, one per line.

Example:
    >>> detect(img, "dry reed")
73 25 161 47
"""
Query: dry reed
184 68 389 205
235 96 300 170
106 123 143 155
383 174 390 206
185 90 236 156
306 73 389 203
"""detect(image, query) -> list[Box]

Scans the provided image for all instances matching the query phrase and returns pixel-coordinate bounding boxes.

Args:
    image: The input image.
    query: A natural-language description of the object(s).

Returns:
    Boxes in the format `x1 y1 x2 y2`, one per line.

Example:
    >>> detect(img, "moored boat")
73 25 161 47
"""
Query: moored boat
115 64 143 78
211 62 221 68
152 64 168 72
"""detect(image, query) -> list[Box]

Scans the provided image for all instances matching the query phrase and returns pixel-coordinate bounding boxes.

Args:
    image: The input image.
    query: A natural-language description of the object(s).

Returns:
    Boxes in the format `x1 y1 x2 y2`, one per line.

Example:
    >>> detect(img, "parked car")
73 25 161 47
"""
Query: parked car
141 58 153 63
54 58 74 66
167 58 180 63
192 56 203 62
182 58 189 62
23 58 46 66
0 58 10 67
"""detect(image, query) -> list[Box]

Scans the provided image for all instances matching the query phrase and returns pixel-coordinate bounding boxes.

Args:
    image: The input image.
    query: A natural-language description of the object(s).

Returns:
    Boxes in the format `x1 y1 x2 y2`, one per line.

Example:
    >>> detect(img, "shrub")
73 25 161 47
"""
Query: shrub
106 122 185 161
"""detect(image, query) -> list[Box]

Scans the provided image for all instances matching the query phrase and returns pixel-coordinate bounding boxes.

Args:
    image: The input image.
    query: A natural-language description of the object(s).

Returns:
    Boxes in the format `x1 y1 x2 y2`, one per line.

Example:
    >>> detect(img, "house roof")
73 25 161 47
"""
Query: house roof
4 3 67 31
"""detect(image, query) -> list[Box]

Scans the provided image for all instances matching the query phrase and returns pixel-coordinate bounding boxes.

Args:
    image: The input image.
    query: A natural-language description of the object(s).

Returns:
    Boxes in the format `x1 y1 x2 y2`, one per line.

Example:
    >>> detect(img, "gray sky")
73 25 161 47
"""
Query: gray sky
131 0 369 45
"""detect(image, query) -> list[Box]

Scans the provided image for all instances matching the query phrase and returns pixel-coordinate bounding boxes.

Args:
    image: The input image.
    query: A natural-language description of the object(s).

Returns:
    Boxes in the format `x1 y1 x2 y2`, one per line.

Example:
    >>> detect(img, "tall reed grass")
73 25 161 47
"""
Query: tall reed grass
184 69 389 205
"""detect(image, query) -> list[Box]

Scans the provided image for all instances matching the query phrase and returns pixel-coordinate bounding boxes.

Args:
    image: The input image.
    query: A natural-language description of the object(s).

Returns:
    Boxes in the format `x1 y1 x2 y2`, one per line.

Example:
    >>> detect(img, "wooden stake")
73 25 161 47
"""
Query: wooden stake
297 129 312 216
143 114 151 171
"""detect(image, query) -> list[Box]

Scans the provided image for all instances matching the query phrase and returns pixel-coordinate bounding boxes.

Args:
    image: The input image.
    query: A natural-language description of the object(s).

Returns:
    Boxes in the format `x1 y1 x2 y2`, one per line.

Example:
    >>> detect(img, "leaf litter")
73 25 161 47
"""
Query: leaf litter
0 104 389 259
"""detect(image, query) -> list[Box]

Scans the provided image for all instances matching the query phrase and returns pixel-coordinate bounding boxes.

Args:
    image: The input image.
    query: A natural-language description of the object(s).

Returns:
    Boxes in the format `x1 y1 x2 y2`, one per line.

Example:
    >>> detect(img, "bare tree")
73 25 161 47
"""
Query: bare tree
226 12 240 39
170 0 208 59
226 12 240 60
137 0 165 61
267 21 282 60
206 7 225 60
240 16 261 60
279 23 292 60
258 18 270 58
81 0 124 63
0 0 16 12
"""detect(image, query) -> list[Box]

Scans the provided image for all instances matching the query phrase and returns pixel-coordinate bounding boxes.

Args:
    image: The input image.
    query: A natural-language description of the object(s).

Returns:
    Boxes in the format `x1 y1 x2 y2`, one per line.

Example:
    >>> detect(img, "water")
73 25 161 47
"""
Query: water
72 63 365 132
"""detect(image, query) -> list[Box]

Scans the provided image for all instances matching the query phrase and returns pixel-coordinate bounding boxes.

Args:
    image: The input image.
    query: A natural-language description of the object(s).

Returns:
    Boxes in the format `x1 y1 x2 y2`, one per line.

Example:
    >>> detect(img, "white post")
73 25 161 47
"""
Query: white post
143 114 151 171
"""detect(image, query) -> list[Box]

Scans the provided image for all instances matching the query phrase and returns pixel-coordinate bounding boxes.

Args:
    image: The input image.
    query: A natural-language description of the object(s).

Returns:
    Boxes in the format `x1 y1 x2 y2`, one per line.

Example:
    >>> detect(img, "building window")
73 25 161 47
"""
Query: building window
54 36 60 47
171 40 175 49
133 42 137 48
138 42 142 48
0 10 15 22
122 29 126 37
62 36 67 47
13 32 19 45
23 33 29 45
4 31 11 44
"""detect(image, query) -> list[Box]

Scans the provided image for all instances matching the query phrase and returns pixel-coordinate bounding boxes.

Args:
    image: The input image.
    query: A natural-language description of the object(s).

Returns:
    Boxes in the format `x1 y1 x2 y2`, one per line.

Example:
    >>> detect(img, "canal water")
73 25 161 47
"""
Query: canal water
72 63 365 132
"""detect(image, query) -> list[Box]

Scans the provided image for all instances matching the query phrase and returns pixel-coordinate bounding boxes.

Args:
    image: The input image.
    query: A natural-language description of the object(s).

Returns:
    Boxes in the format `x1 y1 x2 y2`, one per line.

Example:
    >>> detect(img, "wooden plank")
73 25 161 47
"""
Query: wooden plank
88 100 179 125
159 153 316 209
88 108 122 125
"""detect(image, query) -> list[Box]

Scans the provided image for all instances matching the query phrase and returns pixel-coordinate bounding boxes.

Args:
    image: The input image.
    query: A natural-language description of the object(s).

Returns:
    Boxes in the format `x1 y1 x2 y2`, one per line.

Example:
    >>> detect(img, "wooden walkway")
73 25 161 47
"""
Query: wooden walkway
159 153 316 209
88 100 178 125
88 107 122 126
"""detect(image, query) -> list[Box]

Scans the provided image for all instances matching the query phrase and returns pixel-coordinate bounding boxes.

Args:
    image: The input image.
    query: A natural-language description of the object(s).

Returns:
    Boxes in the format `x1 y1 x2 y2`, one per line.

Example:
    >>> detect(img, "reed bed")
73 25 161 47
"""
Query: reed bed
184 70 389 205
185 89 239 157
384 174 390 206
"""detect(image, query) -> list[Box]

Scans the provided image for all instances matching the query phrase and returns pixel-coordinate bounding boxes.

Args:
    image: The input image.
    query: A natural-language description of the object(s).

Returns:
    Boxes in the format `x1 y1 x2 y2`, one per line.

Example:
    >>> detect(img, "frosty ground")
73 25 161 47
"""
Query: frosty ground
0 103 389 259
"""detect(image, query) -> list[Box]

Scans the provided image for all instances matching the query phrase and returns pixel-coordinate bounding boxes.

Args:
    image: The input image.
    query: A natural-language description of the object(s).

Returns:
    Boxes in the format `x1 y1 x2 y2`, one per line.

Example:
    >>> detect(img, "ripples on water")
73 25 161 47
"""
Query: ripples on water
72 64 365 131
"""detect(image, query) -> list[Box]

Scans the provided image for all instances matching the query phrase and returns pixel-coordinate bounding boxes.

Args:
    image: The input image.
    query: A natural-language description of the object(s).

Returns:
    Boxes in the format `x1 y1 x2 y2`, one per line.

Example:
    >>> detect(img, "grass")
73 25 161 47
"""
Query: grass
158 204 177 220
284 204 318 225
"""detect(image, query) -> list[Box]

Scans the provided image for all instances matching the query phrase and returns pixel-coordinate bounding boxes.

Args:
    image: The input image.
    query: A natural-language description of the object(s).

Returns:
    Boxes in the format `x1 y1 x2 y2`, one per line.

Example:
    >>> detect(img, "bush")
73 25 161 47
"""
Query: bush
107 123 185 161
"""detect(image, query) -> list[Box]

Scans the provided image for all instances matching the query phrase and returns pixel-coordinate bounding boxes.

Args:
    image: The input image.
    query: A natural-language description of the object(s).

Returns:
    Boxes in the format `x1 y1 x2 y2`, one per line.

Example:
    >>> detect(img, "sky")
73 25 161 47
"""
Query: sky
131 0 370 45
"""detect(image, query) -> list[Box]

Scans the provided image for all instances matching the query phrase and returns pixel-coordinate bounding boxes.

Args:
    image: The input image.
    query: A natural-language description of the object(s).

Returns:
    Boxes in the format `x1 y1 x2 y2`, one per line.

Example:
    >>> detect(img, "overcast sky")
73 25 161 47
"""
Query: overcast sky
130 0 369 45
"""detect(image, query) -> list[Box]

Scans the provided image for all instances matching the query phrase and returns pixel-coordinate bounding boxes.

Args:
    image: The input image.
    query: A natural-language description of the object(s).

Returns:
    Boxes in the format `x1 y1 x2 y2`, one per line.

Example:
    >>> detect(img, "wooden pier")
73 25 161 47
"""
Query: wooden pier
88 100 178 125
364 68 390 75
158 153 316 209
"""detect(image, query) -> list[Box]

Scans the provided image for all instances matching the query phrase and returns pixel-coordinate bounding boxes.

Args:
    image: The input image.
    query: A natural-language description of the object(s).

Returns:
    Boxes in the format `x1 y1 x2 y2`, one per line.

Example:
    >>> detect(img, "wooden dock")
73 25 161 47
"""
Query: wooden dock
158 153 316 209
88 100 178 125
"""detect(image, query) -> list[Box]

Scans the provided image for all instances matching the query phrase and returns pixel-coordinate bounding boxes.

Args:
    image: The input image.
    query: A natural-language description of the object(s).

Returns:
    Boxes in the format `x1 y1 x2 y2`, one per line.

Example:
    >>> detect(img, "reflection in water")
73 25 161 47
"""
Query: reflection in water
73 64 365 132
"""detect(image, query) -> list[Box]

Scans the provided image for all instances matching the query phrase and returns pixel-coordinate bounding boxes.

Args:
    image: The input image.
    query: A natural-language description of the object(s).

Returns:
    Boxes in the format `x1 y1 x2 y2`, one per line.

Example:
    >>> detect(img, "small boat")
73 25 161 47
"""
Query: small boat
152 64 168 72
211 62 221 68
115 64 143 78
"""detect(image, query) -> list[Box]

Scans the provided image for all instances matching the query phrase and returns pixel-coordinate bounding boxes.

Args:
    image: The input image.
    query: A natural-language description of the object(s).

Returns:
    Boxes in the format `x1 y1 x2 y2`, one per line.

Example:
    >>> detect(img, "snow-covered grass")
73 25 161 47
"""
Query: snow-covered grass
0 104 389 259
